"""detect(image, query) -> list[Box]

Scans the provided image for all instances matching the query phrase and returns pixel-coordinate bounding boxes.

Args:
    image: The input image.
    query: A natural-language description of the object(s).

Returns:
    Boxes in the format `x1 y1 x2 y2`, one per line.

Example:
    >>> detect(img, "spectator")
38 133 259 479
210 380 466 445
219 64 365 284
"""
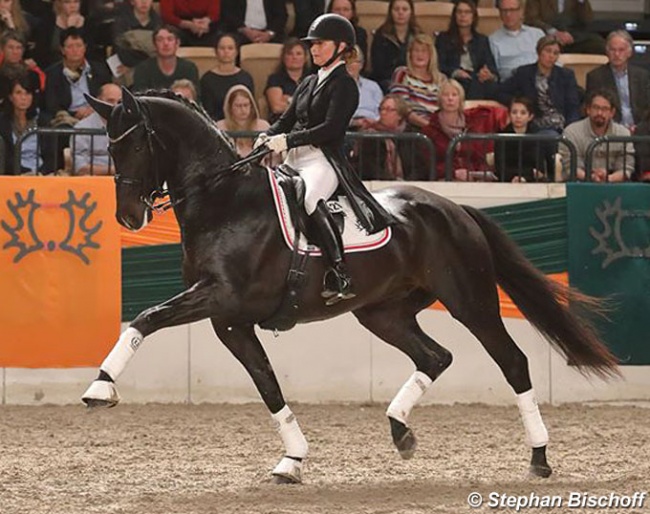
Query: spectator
0 30 44 104
435 0 498 100
0 0 31 43
347 46 383 129
390 34 446 128
221 0 287 45
200 33 253 121
0 73 55 174
489 0 544 82
560 89 634 182
112 0 162 69
421 78 508 180
292 0 324 38
44 27 111 125
370 0 421 92
524 0 605 55
72 82 121 175
494 96 554 182
159 0 220 47
49 0 95 63
586 30 650 132
264 38 310 123
354 94 427 181
132 25 199 93
170 77 197 100
216 84 269 157
498 35 580 135
327 0 367 72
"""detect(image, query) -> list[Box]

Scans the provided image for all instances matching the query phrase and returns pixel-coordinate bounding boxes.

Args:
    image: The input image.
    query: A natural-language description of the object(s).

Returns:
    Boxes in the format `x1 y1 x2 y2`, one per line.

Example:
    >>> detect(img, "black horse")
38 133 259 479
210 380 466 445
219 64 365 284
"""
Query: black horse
82 88 619 484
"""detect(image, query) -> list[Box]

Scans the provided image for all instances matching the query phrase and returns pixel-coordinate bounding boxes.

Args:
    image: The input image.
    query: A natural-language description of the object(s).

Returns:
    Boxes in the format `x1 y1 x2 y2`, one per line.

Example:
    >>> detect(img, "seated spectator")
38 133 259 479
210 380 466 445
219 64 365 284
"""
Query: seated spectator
586 30 650 132
291 0 323 38
347 46 383 130
370 0 422 92
498 35 580 135
221 0 287 45
216 84 269 157
524 0 605 55
49 0 95 63
560 89 634 182
170 77 197 100
112 0 162 70
71 82 121 175
0 73 55 174
327 0 367 72
633 114 650 182
44 28 111 125
200 33 253 121
132 25 199 93
0 0 31 43
0 30 44 104
435 0 498 100
159 0 220 47
494 96 554 182
354 94 428 181
390 34 446 128
421 78 508 180
489 0 544 82
265 38 310 123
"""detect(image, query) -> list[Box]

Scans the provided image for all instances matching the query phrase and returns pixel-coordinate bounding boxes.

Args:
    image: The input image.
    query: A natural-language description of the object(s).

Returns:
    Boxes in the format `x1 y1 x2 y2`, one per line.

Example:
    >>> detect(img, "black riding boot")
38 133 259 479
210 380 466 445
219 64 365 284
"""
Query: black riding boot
311 200 356 306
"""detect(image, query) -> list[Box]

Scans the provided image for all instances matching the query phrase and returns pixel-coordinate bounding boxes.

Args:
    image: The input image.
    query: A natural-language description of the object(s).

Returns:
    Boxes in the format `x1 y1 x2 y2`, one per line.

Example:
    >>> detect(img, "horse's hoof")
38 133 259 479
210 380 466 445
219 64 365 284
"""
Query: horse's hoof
271 456 303 484
389 417 417 460
529 446 552 478
81 380 120 408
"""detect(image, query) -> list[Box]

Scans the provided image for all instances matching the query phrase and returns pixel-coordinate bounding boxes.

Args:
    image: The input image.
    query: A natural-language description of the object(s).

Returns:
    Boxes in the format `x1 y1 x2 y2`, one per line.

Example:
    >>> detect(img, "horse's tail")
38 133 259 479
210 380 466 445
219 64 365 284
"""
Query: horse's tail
462 205 620 380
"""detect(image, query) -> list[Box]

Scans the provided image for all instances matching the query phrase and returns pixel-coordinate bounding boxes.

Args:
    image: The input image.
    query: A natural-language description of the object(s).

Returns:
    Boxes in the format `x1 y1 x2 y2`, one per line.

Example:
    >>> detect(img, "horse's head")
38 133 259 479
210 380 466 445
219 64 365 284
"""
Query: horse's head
86 87 165 231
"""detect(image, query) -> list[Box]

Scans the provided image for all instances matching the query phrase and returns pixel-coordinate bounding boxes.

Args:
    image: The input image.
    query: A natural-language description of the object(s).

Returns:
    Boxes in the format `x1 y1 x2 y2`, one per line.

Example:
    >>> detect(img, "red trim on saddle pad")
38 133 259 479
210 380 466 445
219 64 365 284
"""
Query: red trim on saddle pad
267 169 392 256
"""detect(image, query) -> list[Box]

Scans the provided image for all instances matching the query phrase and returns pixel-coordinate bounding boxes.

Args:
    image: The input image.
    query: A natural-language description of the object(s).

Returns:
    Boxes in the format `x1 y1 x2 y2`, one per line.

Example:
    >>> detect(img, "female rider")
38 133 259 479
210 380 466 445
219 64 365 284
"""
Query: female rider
256 13 393 306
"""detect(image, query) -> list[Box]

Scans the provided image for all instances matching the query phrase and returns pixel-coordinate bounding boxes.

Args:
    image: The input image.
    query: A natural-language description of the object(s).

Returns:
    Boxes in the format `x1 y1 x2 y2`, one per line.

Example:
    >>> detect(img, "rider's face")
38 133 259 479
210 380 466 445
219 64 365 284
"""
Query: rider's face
310 40 342 67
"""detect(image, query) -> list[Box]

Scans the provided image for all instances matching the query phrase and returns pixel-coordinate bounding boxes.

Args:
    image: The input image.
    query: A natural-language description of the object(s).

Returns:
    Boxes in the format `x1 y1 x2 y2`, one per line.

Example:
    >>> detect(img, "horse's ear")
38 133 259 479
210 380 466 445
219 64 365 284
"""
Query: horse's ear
122 86 141 116
84 93 113 120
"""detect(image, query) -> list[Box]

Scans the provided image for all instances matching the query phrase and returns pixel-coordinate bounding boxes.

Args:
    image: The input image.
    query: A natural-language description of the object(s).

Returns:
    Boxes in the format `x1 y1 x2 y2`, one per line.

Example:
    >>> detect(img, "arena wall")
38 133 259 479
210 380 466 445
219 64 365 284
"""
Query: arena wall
3 183 649 406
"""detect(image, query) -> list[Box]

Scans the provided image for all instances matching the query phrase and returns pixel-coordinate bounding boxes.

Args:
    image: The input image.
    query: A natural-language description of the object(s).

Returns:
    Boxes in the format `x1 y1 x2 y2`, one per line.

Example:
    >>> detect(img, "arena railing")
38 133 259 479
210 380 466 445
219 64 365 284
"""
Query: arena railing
14 127 112 176
585 134 650 182
444 133 579 182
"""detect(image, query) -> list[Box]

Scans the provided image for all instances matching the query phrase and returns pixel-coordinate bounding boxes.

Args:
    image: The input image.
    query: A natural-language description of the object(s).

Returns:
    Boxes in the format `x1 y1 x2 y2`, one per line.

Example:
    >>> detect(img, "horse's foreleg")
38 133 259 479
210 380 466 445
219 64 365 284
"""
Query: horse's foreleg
82 280 217 408
212 322 308 484
354 299 452 460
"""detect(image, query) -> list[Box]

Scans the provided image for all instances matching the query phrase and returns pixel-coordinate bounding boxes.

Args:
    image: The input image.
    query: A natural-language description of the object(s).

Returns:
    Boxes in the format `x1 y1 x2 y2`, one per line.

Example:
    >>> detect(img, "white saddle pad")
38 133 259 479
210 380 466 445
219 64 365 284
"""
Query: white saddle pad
267 168 392 255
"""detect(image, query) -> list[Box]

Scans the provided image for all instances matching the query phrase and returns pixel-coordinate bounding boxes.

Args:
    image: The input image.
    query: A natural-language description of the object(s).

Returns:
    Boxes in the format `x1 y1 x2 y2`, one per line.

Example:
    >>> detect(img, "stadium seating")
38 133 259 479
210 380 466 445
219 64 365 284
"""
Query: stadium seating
477 7 501 36
176 47 217 78
557 53 609 89
239 43 284 118
413 2 454 35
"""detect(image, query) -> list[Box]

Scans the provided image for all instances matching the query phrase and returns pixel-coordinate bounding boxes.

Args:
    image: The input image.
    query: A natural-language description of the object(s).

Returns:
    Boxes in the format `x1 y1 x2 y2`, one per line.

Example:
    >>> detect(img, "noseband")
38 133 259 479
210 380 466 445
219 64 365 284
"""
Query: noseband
109 111 180 213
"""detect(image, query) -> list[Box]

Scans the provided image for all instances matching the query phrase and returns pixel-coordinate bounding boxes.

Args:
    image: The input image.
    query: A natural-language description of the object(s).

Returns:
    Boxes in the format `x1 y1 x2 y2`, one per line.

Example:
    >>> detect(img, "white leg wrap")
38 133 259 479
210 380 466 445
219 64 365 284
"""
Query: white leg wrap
386 371 433 425
100 327 143 381
272 405 309 459
272 456 304 483
517 389 549 448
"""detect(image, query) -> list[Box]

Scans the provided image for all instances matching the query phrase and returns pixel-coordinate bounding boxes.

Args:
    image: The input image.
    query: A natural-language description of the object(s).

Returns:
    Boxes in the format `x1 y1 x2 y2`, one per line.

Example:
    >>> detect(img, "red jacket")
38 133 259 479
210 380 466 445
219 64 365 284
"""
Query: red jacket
421 105 508 180
160 0 221 26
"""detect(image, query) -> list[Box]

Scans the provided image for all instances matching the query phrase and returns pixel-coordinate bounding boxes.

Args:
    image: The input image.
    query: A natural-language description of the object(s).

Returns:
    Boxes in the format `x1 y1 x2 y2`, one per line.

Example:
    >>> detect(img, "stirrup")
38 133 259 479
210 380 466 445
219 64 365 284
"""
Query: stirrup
321 268 356 305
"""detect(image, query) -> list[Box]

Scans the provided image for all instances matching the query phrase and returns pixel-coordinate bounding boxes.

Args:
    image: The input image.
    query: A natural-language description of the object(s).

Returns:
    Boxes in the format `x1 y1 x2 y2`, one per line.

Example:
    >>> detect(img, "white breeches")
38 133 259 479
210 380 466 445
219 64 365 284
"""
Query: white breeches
284 145 339 215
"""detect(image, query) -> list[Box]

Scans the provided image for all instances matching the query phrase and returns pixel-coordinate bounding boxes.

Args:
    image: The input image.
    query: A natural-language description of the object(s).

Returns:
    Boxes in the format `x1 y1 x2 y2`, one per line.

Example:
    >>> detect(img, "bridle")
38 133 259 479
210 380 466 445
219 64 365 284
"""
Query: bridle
109 107 181 214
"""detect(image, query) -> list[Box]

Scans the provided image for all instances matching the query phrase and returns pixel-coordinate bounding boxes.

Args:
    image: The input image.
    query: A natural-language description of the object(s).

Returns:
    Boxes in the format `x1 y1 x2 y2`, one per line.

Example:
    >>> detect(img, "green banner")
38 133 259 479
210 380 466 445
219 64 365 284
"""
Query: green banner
567 183 650 365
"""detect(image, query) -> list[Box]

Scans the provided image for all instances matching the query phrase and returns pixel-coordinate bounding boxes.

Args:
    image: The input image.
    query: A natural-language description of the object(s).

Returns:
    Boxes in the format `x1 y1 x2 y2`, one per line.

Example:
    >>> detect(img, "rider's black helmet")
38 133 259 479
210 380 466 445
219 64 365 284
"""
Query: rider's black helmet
302 13 356 48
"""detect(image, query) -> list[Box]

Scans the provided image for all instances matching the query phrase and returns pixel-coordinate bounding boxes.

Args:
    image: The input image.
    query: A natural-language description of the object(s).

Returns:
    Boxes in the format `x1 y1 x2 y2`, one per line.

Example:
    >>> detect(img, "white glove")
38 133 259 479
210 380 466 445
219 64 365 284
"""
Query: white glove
265 133 288 153
253 133 268 150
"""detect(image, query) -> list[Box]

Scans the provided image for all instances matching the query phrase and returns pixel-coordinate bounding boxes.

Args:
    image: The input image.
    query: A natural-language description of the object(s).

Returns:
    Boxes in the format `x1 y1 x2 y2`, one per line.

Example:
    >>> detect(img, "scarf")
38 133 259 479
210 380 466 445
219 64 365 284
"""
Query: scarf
437 110 466 140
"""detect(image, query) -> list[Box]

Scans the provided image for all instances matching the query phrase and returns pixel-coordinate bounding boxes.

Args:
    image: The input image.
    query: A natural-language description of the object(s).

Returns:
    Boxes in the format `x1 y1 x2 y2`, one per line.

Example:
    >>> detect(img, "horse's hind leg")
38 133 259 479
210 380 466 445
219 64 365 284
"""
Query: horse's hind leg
82 280 218 408
354 293 453 460
211 321 308 484
436 265 552 477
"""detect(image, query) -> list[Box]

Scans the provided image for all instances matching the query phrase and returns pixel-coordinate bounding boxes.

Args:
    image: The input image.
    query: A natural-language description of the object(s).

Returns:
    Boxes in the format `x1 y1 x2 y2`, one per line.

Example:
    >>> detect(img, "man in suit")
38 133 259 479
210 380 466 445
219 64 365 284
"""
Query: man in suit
586 30 650 131
524 0 605 54
221 0 288 45
44 28 112 123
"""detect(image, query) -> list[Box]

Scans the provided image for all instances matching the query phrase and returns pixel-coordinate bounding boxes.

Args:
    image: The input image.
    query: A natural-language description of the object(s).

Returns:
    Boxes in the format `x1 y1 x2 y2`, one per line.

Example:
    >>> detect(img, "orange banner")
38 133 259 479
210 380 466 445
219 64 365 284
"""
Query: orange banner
120 208 181 247
0 177 121 367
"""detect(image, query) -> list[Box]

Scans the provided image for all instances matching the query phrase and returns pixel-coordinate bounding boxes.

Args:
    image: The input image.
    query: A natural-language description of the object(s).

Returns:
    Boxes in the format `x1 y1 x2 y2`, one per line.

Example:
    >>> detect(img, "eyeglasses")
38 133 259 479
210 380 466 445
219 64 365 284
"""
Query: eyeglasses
499 8 521 13
379 106 398 112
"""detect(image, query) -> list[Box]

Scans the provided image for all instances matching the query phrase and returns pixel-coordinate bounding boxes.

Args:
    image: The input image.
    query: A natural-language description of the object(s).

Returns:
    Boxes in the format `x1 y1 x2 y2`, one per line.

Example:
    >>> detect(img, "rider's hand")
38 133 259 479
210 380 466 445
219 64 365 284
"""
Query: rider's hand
253 133 268 150
265 134 288 153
